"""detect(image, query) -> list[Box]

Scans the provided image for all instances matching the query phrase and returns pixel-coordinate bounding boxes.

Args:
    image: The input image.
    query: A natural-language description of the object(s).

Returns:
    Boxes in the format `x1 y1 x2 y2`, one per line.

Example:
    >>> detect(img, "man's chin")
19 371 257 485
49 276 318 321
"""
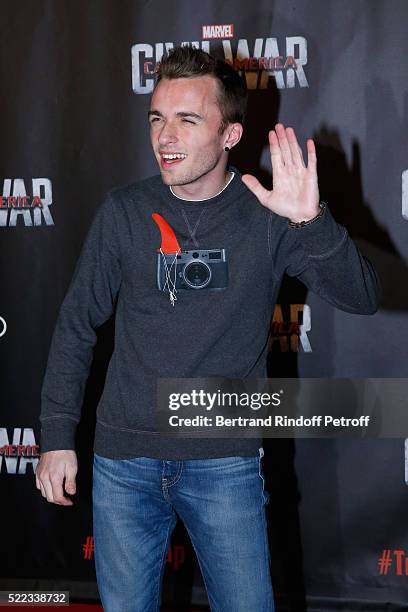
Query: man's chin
159 170 191 187
159 171 172 185
157 162 213 186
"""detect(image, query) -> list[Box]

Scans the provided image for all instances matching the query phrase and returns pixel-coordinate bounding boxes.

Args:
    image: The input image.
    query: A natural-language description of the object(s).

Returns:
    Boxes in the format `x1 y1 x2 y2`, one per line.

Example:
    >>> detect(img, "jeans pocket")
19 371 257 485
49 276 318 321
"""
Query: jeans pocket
258 447 270 506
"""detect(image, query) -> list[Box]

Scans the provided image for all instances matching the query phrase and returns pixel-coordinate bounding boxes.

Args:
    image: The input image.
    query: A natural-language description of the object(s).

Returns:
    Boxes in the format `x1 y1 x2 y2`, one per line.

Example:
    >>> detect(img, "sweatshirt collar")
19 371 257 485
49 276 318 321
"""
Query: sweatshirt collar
169 170 235 202
161 165 245 210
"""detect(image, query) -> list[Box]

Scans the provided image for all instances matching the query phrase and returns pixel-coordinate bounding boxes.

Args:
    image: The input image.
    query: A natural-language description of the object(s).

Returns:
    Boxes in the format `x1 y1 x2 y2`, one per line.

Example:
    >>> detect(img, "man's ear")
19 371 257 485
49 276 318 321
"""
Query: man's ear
224 122 244 150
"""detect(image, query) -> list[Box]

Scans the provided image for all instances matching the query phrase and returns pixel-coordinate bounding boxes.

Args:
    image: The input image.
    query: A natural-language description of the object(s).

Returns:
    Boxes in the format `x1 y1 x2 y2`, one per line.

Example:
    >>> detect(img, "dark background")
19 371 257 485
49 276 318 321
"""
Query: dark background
1 1 407 610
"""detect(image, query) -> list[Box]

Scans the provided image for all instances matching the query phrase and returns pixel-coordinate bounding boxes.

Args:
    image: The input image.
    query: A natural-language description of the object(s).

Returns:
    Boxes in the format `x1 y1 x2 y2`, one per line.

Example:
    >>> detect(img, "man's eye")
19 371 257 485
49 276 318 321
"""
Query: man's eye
182 119 196 124
150 117 160 123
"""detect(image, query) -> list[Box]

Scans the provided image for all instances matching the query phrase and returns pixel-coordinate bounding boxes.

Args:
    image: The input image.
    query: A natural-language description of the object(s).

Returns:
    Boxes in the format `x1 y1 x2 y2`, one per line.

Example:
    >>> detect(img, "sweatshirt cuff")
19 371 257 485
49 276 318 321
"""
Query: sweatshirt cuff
287 203 346 257
40 417 78 453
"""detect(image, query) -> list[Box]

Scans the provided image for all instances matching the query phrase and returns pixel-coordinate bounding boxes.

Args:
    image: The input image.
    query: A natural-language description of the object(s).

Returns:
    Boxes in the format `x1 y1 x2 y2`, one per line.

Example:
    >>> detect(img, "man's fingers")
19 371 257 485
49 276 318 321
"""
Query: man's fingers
35 450 78 506
241 174 270 206
307 138 317 170
64 463 77 495
286 127 306 168
49 473 71 506
297 145 307 168
42 478 55 504
273 124 309 169
274 123 294 166
50 474 73 506
268 130 284 172
38 473 73 506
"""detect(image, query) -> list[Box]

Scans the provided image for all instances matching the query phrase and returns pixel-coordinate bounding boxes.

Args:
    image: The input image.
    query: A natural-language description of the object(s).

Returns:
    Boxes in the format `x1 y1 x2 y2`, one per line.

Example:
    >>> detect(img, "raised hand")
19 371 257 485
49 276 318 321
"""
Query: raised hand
241 123 320 223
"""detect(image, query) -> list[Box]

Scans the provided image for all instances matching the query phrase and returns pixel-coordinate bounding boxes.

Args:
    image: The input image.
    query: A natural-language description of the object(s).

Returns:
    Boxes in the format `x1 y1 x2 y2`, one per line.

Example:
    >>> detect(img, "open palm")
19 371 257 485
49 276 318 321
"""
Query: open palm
241 123 320 223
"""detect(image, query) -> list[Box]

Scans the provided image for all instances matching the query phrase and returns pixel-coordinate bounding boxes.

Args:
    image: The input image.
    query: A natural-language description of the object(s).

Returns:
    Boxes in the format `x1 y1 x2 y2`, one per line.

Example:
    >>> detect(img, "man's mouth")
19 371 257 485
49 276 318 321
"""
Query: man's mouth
160 152 188 169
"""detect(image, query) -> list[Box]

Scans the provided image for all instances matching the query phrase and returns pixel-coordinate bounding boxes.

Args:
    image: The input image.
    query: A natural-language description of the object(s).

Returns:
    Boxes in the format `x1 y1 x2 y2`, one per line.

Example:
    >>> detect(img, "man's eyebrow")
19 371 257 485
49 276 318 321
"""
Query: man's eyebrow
176 111 203 120
148 110 203 120
148 110 162 118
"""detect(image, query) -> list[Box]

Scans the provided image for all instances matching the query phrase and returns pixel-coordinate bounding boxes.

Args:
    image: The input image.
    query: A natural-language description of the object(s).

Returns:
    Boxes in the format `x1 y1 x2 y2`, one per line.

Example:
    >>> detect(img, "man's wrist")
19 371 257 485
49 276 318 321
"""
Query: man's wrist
288 201 326 228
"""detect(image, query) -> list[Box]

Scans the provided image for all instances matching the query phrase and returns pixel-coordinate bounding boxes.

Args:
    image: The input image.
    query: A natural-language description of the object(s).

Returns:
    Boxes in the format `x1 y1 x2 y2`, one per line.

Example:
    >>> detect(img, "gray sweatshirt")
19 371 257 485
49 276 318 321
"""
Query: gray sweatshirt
39 166 381 459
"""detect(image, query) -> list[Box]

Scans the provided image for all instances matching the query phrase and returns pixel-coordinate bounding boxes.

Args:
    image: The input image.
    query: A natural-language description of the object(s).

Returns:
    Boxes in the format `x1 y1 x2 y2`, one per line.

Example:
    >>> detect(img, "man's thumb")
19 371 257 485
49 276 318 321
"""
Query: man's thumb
241 174 269 207
65 467 77 494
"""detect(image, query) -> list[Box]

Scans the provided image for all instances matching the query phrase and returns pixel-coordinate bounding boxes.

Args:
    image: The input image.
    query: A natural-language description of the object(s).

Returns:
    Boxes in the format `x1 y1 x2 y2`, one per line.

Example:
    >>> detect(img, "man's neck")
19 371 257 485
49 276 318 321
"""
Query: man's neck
170 168 232 201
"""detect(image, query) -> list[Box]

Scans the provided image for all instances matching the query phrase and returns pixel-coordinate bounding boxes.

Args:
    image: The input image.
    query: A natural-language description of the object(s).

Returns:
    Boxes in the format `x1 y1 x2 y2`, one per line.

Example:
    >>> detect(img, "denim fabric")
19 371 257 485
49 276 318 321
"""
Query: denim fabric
92 448 274 612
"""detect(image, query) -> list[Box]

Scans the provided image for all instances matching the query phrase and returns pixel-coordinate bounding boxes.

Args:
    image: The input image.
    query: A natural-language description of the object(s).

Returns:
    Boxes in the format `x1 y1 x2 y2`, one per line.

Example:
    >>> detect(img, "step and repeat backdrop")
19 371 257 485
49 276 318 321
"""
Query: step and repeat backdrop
1 1 408 610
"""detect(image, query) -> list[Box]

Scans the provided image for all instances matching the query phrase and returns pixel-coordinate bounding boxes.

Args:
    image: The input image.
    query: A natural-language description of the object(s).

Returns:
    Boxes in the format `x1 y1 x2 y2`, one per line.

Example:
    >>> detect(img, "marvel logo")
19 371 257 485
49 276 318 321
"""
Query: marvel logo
202 24 234 39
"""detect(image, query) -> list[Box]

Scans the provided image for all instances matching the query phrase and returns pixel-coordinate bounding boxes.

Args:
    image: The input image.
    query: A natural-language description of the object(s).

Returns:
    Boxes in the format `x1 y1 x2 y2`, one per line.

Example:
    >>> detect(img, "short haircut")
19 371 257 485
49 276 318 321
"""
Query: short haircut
154 45 248 134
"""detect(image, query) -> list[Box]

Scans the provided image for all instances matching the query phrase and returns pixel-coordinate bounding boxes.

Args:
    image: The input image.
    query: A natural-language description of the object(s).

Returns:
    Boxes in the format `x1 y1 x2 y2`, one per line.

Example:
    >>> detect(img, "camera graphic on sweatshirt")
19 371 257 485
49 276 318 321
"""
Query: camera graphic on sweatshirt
157 249 228 291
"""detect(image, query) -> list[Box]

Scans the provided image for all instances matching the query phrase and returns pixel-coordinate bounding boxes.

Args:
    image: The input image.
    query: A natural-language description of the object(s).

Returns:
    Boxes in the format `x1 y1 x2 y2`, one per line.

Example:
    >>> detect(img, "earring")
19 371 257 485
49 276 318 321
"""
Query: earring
224 146 230 151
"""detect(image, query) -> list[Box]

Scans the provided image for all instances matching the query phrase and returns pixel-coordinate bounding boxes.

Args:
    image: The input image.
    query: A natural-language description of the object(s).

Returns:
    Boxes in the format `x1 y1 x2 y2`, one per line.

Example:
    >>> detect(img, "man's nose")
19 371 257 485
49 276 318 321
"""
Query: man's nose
158 121 178 146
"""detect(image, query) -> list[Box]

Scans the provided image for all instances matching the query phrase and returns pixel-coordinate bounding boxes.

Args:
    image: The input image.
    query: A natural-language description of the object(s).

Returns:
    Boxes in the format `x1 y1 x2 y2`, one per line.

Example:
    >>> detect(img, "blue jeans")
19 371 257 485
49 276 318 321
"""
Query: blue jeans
92 448 274 612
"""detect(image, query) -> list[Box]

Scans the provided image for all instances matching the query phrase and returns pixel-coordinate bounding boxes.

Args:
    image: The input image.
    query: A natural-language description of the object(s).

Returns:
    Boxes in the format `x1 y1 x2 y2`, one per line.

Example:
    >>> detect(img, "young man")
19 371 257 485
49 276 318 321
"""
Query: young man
36 46 381 611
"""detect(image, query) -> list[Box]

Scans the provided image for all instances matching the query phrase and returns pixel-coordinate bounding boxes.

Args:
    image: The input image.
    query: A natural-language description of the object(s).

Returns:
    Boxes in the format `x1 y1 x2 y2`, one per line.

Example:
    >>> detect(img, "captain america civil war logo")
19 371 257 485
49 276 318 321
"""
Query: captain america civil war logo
131 31 309 94
0 178 54 227
0 428 39 474
269 304 312 352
